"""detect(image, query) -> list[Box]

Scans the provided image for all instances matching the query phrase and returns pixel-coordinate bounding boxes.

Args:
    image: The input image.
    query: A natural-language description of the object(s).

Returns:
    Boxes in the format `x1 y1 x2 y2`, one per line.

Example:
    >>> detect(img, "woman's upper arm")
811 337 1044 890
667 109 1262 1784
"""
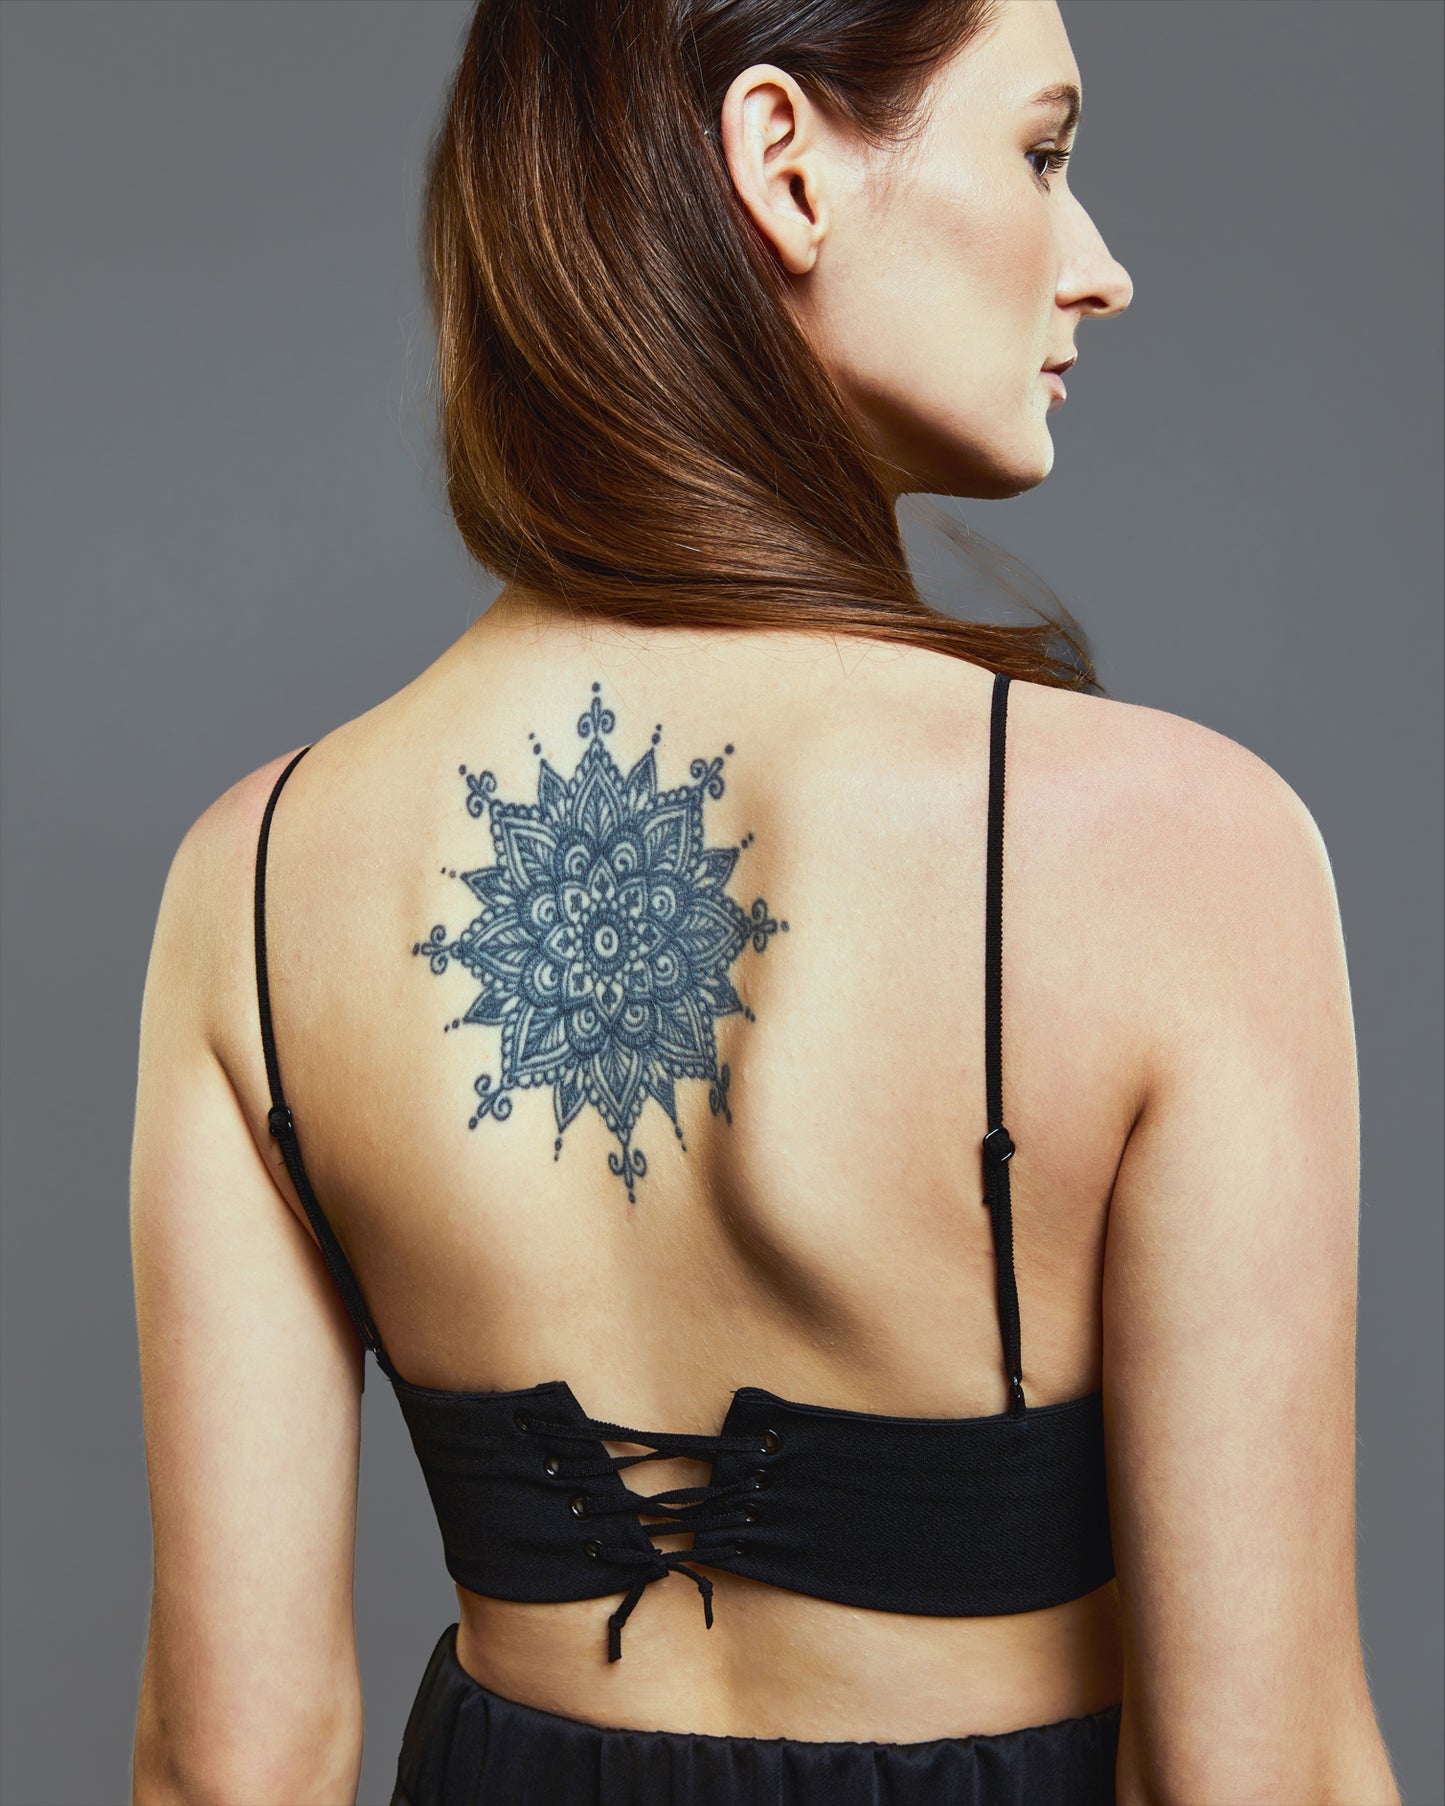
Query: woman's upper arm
1102 718 1399 1806
130 774 365 1803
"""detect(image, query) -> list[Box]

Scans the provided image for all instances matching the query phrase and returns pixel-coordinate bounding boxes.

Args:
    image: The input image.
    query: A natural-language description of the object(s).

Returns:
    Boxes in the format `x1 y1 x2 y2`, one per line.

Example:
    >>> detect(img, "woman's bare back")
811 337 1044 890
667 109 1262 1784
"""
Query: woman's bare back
206 596 1166 1740
130 567 1398 1799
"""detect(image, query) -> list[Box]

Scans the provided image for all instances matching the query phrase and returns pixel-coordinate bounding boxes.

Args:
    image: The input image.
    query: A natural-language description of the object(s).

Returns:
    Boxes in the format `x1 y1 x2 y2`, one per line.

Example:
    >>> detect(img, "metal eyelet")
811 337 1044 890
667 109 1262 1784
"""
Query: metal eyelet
732 1540 746 1556
749 1469 771 1490
514 1409 531 1431
584 1539 602 1558
760 1429 781 1455
570 1494 588 1518
743 1504 760 1523
544 1456 561 1476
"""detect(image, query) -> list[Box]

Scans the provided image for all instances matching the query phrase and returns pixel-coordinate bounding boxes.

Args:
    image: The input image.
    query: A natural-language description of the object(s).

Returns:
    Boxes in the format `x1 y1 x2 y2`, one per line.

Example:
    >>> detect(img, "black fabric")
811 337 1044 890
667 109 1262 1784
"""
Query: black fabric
254 743 388 1369
983 669 1026 1420
388 1377 1114 1632
390 1623 1123 1806
252 671 1116 1672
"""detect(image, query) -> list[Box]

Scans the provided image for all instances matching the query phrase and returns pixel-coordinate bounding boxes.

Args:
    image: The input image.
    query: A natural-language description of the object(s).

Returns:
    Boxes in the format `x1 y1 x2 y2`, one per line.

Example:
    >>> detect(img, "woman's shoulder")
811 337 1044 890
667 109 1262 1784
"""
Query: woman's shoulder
1029 682 1342 1071
1011 671 1325 871
160 745 311 916
802 637 1308 822
995 675 1339 1030
143 746 314 1050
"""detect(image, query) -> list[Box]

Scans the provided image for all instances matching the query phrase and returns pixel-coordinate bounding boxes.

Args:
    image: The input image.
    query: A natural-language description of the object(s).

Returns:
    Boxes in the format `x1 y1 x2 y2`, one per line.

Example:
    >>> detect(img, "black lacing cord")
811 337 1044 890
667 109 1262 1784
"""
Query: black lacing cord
254 745 395 1376
983 673 1027 1420
521 1411 767 1660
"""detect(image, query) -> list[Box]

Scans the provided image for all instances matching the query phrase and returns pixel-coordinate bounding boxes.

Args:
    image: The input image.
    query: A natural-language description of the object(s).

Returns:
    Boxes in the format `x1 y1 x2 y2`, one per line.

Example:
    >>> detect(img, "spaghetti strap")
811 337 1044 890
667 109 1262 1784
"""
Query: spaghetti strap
254 746 397 1378
982 671 1026 1419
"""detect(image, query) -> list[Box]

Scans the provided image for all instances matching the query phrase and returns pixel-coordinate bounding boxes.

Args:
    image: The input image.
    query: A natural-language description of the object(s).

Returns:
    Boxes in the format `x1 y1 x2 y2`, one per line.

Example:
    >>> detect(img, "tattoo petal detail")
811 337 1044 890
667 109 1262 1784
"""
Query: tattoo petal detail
413 684 786 1202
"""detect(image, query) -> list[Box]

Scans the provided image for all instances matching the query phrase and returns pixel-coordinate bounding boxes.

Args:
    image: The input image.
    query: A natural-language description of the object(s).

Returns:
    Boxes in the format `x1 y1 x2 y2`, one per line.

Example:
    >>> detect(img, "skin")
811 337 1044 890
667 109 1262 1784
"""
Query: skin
131 4 1400 1801
720 0 1133 500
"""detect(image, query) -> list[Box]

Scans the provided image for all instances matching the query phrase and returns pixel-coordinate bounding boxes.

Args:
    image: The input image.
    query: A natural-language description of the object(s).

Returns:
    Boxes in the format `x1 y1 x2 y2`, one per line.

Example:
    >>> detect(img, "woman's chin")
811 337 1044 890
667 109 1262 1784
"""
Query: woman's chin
878 417 1056 501
936 444 1055 501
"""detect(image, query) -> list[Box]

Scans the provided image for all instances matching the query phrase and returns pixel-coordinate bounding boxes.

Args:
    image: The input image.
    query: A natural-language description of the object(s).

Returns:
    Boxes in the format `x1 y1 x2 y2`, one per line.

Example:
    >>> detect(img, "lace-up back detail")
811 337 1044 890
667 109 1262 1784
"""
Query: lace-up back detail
514 1404 772 1660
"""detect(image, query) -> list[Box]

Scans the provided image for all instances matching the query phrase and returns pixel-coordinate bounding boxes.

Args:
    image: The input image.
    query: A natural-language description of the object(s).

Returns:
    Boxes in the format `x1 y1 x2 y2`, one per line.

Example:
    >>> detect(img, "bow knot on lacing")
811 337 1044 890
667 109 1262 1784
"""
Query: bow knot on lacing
520 1410 769 1661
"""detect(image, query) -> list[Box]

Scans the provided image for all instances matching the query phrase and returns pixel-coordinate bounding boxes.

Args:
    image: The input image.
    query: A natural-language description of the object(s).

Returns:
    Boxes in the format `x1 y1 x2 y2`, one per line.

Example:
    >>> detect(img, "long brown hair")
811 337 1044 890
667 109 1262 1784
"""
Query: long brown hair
419 0 1103 691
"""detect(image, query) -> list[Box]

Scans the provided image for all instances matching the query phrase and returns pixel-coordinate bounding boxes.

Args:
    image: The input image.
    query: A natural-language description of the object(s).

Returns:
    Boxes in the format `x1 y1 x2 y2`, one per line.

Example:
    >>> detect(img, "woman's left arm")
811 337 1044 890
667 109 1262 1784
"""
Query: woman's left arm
130 776 365 1805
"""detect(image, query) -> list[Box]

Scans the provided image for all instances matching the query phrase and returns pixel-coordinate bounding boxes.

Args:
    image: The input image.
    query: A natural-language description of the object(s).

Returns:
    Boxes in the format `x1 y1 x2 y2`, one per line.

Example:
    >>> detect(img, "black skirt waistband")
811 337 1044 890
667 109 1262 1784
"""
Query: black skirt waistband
391 1622 1121 1806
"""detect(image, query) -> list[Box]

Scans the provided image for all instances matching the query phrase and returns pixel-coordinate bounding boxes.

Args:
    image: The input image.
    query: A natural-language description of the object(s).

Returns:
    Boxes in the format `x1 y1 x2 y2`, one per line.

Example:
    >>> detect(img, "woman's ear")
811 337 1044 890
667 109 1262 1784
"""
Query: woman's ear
716 63 829 275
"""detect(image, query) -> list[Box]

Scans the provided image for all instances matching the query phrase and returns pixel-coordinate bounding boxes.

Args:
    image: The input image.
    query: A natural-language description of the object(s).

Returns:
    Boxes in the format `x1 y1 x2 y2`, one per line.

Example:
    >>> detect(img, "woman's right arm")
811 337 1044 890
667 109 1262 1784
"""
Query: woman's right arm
130 774 365 1805
1099 712 1400 1806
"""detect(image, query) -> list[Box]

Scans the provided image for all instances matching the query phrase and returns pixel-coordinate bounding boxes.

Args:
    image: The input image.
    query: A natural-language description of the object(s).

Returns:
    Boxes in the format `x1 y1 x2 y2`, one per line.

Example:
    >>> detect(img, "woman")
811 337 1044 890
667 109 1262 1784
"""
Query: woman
129 0 1401 1801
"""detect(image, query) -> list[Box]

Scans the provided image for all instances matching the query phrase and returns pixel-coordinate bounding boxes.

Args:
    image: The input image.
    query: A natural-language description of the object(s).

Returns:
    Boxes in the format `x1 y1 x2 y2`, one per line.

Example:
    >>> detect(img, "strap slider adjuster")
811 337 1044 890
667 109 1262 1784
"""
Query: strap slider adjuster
982 1125 1015 1163
267 1103 294 1139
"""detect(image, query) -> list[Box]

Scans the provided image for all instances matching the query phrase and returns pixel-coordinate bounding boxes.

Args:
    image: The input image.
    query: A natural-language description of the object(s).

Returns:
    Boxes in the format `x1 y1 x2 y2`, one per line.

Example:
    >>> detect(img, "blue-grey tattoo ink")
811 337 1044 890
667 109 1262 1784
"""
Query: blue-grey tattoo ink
412 683 788 1201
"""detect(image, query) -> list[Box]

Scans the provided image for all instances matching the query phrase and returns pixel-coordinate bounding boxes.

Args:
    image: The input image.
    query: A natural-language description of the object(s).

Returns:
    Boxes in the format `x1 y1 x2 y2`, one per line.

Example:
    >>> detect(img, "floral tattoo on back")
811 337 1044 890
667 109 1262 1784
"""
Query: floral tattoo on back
412 683 788 1201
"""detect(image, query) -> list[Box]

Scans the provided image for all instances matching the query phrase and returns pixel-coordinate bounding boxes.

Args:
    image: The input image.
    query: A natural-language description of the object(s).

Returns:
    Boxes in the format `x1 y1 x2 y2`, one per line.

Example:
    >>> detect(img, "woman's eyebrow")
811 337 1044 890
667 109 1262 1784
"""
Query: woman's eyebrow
1026 82 1082 136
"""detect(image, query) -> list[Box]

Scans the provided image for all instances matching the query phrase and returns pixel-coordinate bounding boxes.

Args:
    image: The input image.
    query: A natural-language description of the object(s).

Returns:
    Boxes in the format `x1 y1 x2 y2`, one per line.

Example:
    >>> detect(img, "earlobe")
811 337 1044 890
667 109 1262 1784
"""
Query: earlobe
744 175 822 277
767 173 823 276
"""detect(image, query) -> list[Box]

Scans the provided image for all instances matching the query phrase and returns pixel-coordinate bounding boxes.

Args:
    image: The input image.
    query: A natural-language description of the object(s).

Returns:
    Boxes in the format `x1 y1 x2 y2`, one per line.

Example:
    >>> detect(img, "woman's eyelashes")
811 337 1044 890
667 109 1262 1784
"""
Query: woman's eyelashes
1026 145 1072 190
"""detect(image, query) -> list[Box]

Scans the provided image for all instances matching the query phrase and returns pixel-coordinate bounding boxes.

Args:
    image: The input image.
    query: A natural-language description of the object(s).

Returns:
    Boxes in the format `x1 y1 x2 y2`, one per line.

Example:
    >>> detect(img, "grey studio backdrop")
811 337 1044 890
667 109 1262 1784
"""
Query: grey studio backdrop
1 1 1440 1801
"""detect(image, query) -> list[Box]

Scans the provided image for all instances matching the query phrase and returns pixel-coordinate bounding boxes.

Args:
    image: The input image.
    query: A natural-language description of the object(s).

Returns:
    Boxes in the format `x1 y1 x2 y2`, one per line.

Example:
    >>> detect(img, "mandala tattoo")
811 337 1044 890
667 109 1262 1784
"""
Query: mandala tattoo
412 683 788 1201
